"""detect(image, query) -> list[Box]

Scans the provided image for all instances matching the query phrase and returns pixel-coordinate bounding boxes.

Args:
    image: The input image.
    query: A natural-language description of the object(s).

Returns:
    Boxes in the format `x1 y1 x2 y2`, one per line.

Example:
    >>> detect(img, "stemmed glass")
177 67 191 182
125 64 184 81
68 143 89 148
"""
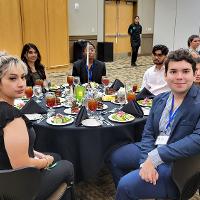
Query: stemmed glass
43 79 51 92
127 91 136 102
101 76 110 94
67 75 74 96
87 98 98 118
33 85 42 103
45 92 56 117
24 86 33 99
117 89 126 110
73 76 80 87
132 84 138 92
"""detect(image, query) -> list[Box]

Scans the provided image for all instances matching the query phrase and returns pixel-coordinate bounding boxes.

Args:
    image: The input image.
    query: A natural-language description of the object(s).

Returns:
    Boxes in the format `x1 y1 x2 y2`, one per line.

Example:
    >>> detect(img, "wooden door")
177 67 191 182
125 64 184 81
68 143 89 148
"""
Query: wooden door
105 0 135 55
0 0 23 55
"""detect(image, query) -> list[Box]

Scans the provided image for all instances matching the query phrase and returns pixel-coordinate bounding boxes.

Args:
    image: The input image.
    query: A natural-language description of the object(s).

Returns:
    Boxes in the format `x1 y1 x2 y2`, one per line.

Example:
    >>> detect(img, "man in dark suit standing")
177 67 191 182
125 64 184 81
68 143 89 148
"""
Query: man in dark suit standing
128 16 142 67
72 42 106 84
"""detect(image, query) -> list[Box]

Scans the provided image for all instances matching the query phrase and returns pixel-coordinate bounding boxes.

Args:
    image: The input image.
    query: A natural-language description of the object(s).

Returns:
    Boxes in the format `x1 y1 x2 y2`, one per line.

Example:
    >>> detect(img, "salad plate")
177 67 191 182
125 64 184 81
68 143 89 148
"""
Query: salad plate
108 111 135 123
46 114 74 126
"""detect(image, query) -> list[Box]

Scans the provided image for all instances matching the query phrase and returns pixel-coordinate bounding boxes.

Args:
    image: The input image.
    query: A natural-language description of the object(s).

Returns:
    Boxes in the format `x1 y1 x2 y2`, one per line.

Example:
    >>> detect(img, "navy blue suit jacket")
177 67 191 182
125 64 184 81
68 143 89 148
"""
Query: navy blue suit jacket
139 84 200 164
72 59 106 84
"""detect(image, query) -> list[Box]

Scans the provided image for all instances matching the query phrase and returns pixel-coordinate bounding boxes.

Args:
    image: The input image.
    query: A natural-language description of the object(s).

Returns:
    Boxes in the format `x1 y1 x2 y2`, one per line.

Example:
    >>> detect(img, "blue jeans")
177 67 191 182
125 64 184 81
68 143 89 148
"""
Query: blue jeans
108 143 179 200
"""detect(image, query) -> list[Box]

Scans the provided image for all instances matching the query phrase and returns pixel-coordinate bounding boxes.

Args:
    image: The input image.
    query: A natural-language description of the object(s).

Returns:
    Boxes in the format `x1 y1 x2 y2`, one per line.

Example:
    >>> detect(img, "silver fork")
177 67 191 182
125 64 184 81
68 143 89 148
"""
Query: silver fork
98 115 114 126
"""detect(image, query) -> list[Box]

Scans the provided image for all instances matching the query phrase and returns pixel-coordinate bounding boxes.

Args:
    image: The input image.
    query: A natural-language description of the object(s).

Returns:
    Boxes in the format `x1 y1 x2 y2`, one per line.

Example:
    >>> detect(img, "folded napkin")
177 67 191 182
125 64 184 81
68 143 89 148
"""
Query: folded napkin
121 100 144 118
21 99 47 114
110 79 124 91
136 87 155 101
75 106 88 126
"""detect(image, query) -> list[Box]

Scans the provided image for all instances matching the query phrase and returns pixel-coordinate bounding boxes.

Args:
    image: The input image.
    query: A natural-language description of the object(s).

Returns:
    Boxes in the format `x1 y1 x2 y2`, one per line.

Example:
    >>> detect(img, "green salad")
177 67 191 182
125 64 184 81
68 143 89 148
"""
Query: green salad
112 111 134 122
51 114 71 124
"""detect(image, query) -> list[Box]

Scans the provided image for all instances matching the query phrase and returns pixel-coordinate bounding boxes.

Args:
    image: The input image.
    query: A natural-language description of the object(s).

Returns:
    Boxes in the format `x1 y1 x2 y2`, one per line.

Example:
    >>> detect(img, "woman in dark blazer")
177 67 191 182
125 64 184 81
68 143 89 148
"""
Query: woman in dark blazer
72 42 106 84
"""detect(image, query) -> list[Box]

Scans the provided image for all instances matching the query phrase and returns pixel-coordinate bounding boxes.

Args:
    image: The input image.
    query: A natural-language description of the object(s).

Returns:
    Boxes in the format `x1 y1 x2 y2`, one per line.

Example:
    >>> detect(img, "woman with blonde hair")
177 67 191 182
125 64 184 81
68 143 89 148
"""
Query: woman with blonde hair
0 53 74 199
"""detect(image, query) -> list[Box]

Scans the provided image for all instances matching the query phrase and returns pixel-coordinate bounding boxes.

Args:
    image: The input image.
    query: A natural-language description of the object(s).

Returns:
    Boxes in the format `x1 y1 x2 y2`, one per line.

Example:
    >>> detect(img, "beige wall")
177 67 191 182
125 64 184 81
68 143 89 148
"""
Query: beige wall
0 0 69 69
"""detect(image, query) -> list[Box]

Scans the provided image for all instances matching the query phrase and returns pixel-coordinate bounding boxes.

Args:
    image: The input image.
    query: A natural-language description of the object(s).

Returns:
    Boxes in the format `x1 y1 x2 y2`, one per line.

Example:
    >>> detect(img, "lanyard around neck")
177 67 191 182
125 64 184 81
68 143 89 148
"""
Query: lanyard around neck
166 95 179 130
86 64 94 81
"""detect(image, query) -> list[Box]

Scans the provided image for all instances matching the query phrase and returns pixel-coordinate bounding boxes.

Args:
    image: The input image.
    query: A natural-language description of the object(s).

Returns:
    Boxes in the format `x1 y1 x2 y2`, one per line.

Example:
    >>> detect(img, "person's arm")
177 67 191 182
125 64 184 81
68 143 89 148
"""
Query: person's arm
72 63 78 77
102 63 106 76
128 24 132 35
4 118 53 169
140 71 149 91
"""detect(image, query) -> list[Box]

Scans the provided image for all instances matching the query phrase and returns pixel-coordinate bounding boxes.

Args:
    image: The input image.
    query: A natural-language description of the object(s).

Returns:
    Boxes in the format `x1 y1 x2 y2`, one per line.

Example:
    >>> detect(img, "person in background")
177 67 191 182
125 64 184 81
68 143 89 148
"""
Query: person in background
21 43 46 86
141 44 170 95
108 49 200 200
187 35 200 58
0 53 74 200
72 42 106 84
194 57 200 86
128 16 142 67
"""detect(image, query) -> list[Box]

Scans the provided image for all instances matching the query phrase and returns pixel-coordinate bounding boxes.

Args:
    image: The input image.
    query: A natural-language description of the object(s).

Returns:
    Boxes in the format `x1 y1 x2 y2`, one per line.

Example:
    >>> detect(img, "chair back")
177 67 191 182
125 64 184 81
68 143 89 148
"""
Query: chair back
172 154 200 200
0 167 41 200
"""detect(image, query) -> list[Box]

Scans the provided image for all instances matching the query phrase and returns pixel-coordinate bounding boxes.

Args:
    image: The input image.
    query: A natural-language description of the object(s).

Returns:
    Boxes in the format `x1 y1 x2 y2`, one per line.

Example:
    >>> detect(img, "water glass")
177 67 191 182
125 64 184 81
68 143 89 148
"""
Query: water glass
33 85 42 103
73 76 80 87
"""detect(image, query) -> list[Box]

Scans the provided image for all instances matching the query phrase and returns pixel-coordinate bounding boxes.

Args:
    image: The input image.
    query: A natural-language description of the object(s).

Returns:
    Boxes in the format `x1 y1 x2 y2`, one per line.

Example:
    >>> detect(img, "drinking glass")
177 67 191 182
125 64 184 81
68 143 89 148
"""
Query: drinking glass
117 90 126 109
73 76 80 87
132 84 138 92
67 75 74 86
43 79 51 92
45 92 56 117
35 79 44 87
75 85 85 103
24 86 33 99
33 85 42 103
101 76 110 93
87 98 98 118
127 91 136 102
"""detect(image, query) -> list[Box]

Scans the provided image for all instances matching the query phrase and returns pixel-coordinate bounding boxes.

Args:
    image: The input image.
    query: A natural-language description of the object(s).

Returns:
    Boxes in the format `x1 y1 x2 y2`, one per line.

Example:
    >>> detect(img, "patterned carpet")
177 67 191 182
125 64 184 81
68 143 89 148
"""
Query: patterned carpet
47 56 200 200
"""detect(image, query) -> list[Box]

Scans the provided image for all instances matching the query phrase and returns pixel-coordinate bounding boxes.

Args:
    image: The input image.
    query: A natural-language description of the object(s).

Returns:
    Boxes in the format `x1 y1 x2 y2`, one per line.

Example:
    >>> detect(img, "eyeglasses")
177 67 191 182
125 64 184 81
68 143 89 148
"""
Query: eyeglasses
153 53 164 57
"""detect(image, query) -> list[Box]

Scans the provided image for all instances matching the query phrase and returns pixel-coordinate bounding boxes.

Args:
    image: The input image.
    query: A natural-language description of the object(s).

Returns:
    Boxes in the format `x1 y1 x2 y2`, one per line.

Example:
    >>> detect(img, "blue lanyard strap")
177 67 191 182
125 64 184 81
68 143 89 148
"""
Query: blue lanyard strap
166 95 179 130
86 64 94 81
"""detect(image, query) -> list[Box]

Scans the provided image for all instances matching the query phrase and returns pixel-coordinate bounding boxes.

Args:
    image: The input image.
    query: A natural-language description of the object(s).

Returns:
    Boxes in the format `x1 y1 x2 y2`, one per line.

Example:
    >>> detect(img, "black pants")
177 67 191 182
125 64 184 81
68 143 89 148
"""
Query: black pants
36 154 74 200
131 45 140 65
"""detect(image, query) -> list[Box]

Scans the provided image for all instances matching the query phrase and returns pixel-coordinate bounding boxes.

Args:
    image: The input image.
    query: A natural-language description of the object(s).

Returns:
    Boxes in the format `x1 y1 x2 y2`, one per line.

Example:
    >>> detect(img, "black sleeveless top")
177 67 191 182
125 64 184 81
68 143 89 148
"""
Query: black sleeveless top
0 102 35 169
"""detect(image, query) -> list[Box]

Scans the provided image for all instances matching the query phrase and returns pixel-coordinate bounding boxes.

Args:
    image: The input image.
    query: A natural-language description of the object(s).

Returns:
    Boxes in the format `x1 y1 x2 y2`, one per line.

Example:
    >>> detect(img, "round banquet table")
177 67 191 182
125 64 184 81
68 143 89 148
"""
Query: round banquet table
33 101 147 183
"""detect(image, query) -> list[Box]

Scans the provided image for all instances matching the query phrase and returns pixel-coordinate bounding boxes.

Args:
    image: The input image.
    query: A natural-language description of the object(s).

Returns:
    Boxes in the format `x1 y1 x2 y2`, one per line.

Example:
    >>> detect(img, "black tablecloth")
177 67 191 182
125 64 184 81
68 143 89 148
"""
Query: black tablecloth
33 101 146 182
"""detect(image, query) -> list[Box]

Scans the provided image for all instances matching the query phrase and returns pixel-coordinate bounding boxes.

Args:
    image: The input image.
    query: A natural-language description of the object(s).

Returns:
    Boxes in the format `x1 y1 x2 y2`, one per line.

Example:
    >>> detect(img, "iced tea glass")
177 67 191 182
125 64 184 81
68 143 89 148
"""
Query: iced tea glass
127 91 136 102
25 86 33 99
35 79 44 87
87 98 98 118
101 76 110 93
132 84 138 92
45 92 56 117
67 75 74 86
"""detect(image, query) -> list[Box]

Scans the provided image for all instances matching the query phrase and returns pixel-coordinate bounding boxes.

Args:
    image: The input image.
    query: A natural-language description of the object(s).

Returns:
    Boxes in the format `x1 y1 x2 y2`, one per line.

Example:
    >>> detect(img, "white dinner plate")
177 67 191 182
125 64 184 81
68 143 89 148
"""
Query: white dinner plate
63 108 79 115
46 116 74 126
108 113 135 123
25 114 43 121
82 118 102 127
97 104 108 111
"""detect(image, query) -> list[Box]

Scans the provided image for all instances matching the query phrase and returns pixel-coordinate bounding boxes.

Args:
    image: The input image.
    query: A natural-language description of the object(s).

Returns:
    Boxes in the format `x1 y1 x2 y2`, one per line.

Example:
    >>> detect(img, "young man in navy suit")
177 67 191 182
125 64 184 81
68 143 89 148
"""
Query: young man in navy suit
108 49 200 199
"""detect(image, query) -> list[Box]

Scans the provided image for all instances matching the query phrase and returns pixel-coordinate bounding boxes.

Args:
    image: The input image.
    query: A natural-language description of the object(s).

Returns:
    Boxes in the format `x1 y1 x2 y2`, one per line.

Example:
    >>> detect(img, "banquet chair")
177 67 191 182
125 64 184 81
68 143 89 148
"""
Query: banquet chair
0 167 41 200
171 154 200 200
0 167 76 200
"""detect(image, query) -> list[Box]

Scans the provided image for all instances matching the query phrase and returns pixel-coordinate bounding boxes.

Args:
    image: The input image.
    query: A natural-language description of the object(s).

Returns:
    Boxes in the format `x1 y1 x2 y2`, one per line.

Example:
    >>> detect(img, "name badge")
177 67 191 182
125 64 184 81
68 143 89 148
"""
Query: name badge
155 136 169 145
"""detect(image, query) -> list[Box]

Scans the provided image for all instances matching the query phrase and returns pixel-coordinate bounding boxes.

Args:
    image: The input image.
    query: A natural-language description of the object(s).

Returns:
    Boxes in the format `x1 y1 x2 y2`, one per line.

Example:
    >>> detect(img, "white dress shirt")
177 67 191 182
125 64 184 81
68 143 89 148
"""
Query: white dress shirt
141 65 170 95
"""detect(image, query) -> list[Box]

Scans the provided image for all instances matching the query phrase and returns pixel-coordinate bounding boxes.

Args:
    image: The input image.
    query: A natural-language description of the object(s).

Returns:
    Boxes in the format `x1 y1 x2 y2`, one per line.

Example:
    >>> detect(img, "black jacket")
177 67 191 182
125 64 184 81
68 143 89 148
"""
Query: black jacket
128 23 142 47
72 59 106 84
